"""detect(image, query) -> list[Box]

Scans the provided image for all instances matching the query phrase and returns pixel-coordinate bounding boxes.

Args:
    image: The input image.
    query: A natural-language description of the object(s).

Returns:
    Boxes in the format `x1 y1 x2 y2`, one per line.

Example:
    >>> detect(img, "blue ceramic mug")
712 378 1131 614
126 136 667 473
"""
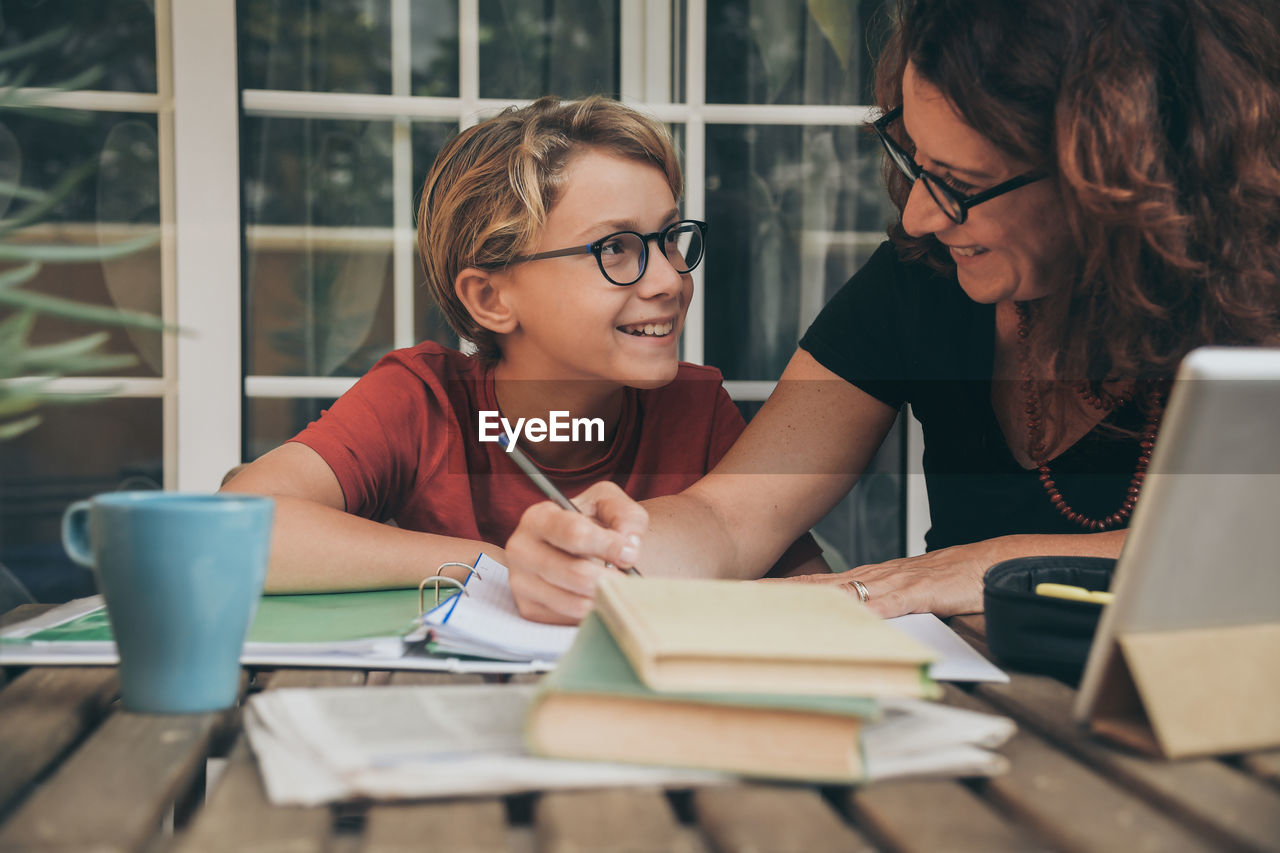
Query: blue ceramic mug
62 492 275 713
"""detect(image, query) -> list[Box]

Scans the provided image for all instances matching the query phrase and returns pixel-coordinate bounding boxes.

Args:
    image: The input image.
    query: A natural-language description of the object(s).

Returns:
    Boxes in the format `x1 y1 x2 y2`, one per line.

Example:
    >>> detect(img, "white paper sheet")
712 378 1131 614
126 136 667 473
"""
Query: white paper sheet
889 613 1009 683
244 684 1015 804
244 684 730 805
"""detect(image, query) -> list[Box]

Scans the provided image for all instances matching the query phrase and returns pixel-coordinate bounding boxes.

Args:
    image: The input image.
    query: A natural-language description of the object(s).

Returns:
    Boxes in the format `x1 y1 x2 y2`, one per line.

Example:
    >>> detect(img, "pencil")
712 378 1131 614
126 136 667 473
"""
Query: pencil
497 435 642 577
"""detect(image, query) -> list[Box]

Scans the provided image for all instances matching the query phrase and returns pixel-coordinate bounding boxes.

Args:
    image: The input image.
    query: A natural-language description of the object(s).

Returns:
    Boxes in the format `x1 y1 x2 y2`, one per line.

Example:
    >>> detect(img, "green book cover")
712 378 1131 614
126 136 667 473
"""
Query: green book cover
535 611 880 717
4 588 438 645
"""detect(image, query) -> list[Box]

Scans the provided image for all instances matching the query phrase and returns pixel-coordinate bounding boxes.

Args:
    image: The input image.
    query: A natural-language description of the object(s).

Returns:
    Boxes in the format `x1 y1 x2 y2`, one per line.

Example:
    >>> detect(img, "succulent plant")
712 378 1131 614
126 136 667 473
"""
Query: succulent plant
0 27 165 440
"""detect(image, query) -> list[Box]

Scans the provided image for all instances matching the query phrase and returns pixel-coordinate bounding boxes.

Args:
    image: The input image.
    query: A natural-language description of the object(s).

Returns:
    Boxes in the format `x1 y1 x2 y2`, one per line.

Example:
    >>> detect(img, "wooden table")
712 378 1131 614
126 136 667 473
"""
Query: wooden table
2 606 1278 853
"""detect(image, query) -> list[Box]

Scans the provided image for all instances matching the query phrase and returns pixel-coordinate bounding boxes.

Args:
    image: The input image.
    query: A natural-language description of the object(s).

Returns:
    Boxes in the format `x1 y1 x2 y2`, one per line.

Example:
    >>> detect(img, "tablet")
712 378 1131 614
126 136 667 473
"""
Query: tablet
1074 347 1280 754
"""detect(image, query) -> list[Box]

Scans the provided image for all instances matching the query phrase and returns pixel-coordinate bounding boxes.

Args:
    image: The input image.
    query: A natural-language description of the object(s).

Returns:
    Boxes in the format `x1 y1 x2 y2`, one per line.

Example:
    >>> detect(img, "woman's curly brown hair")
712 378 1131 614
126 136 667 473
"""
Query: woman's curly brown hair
874 0 1280 392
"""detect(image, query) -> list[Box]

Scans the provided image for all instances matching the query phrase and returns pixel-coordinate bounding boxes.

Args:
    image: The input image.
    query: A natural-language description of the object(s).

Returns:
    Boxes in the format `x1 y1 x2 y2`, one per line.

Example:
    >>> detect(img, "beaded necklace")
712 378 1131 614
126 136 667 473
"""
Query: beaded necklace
1014 301 1163 532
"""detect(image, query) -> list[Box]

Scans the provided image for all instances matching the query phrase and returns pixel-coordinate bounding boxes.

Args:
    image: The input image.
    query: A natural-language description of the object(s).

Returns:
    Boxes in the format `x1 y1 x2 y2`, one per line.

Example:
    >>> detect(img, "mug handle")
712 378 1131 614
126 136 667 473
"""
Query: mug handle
61 500 95 568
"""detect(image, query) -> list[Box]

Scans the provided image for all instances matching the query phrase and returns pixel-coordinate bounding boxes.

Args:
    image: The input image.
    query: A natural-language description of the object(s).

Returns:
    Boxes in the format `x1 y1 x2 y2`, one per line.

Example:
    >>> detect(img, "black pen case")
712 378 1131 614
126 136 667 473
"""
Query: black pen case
983 556 1117 683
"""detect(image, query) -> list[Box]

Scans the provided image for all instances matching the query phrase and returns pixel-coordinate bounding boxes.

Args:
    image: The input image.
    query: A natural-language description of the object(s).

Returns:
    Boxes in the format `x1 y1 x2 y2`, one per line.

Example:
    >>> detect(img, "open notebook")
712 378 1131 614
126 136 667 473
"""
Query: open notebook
416 553 578 662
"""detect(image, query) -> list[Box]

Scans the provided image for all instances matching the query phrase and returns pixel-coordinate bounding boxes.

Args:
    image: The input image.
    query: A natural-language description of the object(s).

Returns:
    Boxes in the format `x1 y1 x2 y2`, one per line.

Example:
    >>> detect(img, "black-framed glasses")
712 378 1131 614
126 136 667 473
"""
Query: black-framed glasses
507 219 707 286
872 106 1049 224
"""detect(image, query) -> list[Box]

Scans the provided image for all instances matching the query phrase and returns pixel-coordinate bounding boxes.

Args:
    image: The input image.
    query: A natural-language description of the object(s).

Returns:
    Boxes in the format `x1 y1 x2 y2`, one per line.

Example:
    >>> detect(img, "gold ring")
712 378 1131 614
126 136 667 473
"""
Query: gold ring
850 579 870 604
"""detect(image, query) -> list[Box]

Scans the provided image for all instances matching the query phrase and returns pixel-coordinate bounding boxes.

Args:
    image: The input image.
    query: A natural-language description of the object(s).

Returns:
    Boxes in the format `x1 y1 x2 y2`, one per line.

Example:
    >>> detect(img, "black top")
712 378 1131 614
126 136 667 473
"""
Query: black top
799 241 1145 551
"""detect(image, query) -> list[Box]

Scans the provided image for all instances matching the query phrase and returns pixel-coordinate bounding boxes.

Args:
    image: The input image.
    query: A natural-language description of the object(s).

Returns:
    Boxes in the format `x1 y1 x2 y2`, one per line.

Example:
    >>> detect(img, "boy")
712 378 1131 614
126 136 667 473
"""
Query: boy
223 96 822 600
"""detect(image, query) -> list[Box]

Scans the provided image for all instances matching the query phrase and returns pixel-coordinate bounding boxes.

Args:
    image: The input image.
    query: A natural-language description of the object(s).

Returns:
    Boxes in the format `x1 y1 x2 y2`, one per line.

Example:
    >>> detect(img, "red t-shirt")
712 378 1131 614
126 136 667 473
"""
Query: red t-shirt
290 342 820 571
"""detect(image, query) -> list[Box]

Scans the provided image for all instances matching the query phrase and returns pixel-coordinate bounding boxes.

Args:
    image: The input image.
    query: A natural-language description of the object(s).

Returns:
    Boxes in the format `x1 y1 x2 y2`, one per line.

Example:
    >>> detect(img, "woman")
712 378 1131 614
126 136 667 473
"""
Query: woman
504 0 1280 624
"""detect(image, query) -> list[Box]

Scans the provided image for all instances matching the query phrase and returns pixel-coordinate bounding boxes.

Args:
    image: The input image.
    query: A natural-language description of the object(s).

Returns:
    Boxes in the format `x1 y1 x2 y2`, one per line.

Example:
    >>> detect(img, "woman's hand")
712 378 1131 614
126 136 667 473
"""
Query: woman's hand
760 531 1127 617
761 544 989 617
505 481 648 624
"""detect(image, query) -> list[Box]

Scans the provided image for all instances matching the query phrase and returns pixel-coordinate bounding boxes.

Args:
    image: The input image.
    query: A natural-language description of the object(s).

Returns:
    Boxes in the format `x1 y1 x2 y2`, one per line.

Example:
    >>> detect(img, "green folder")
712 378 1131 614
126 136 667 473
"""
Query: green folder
7 588 451 645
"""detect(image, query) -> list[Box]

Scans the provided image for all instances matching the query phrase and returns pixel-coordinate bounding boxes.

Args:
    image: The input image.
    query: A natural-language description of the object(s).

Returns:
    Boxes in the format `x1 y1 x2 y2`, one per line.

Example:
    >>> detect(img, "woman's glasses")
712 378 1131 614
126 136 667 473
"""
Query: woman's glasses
508 219 707 286
872 106 1048 224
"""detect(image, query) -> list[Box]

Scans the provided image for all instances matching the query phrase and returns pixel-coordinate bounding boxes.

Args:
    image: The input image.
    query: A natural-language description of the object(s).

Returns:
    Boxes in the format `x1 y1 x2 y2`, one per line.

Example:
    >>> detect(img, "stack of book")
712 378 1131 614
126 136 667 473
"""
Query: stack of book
524 575 1014 783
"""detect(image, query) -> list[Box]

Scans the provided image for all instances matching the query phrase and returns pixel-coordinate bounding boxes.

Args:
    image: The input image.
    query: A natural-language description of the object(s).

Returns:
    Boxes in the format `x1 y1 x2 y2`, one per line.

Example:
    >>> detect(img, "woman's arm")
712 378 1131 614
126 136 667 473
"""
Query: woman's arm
505 349 899 622
220 443 504 592
766 529 1128 617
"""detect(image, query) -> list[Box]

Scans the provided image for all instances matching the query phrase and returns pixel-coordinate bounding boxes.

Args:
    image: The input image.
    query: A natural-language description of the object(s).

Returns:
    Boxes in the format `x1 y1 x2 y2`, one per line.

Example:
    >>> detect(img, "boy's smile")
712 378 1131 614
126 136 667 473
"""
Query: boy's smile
617 319 676 338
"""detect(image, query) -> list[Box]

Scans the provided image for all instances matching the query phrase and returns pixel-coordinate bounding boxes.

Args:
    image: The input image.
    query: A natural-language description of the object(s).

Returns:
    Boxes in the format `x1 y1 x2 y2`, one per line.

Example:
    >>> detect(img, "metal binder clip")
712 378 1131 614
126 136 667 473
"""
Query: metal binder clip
418 561 484 614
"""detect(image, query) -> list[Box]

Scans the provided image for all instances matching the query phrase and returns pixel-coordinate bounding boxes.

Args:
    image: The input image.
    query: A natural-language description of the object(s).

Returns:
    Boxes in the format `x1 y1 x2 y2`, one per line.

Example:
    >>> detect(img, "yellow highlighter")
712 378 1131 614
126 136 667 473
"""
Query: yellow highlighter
1034 582 1115 606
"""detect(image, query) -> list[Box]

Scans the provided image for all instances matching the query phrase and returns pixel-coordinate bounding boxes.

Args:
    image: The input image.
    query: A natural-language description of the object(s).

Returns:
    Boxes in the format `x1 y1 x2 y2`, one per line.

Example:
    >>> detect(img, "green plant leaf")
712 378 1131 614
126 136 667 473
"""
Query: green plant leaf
0 94 93 124
0 286 168 331
0 30 162 442
30 66 103 97
0 182 48 203
0 64 36 93
0 261 39 291
0 414 41 440
0 379 51 414
18 352 139 376
0 161 96 238
0 308 36 348
807 0 856 70
0 27 69 66
0 230 159 263
17 330 111 363
0 378 128 408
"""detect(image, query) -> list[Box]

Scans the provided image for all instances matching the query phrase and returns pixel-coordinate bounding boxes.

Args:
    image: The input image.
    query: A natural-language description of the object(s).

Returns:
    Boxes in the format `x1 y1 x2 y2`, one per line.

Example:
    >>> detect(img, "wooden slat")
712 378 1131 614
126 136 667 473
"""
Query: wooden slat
506 672 544 685
1241 750 1280 788
535 788 699 853
982 733 1216 853
386 671 486 686
976 672 1280 852
261 668 367 689
0 707 225 851
175 666 371 850
174 736 331 853
947 614 992 659
361 799 509 852
849 780 1040 853
694 785 873 853
0 667 119 815
943 689 1217 853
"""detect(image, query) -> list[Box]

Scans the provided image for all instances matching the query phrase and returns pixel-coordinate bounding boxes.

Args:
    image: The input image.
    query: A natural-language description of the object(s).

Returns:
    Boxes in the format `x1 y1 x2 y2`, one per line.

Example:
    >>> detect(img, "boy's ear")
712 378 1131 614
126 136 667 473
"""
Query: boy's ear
455 268 517 334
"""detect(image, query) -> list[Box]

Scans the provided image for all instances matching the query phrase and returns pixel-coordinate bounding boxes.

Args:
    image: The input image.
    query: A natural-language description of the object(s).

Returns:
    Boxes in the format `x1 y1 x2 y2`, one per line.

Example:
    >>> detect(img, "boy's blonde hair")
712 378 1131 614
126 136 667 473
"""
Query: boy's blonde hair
417 95 683 364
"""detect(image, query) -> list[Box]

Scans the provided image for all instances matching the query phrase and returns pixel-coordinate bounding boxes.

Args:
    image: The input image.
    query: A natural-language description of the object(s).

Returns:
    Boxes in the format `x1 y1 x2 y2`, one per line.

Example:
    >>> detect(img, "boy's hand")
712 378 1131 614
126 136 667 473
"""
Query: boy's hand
506 482 648 624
